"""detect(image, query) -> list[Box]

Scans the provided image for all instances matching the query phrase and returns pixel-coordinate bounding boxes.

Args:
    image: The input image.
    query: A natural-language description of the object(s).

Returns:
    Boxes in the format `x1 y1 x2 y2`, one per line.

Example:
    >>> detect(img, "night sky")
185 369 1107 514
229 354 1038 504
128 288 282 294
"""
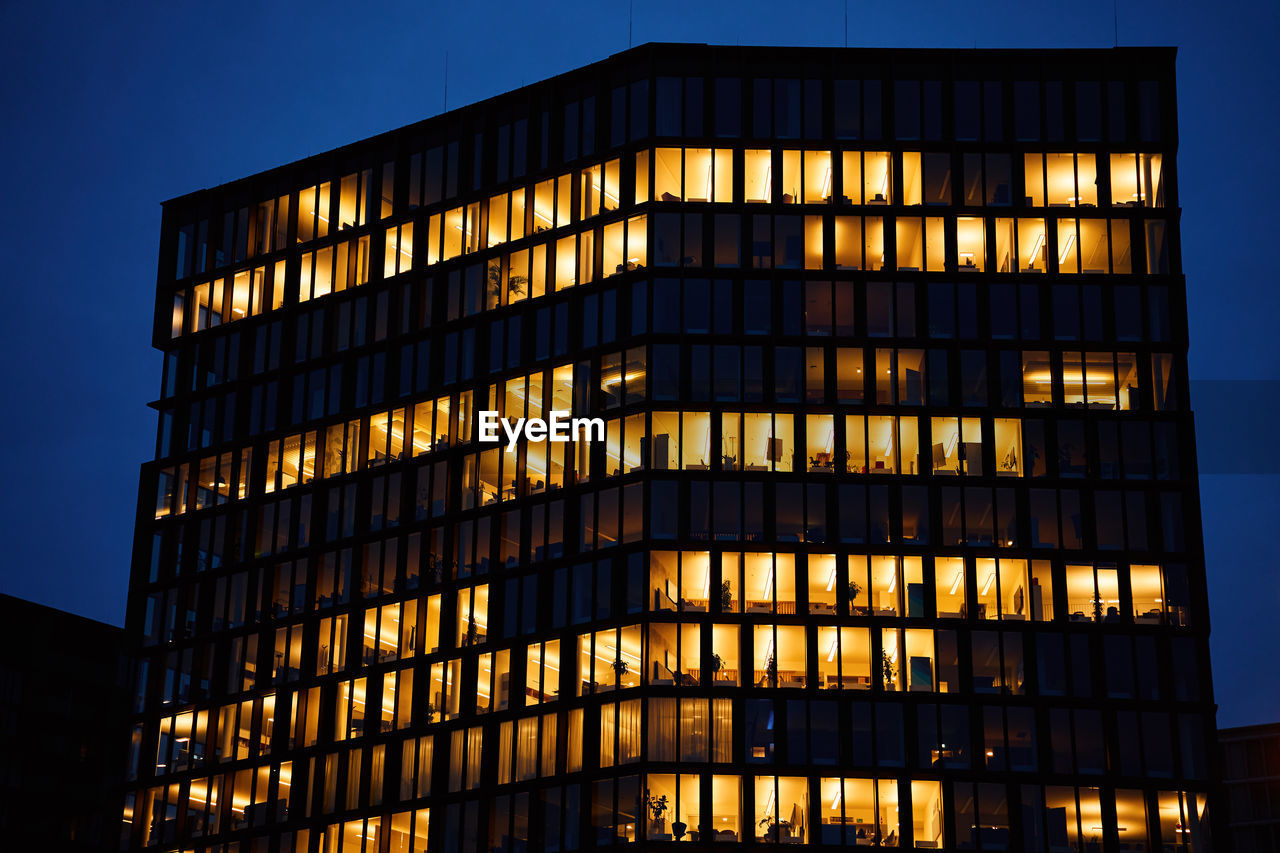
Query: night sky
1 0 1276 727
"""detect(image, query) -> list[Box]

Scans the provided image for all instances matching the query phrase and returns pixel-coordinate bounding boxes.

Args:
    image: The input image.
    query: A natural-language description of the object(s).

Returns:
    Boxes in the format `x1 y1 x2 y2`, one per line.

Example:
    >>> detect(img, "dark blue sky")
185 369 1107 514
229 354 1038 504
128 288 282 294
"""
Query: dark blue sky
1 0 1276 726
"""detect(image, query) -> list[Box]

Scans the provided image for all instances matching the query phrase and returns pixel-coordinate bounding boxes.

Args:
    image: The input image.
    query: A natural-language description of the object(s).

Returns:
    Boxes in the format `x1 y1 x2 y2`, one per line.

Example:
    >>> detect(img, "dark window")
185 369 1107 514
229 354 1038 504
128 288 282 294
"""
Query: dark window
839 484 867 543
752 79 771 137
1114 286 1141 341
803 79 822 139
928 349 950 406
874 703 904 766
990 284 1015 339
610 85 627 147
955 81 980 141
867 282 892 337
922 153 952 205
1107 80 1126 141
1053 285 1079 340
834 80 860 139
986 154 1011 205
1075 81 1102 141
629 79 648 140
714 78 740 137
1138 80 1161 141
960 351 987 406
1014 81 1040 140
774 78 801 138
895 81 920 140
983 81 1003 140
582 95 595 156
652 343 679 400
744 280 771 334
775 347 802 402
656 77 681 136
563 101 579 161
1019 283 1040 339
923 81 942 140
1046 81 1064 141
864 79 883 139
684 77 703 136
810 701 838 765
745 699 775 762
713 280 733 334
650 481 677 539
684 279 710 334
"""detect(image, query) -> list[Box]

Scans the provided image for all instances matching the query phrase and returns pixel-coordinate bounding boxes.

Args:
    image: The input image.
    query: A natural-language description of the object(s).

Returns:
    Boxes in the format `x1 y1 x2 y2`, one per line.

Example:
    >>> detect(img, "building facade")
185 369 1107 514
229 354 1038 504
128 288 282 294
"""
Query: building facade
122 44 1217 851
1220 723 1280 852
0 594 129 851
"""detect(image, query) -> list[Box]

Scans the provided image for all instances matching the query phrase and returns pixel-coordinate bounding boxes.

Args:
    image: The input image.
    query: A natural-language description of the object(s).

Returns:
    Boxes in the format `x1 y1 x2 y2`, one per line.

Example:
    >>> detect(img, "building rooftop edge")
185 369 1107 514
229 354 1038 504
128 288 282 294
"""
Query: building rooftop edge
1219 721 1280 739
0 592 125 634
159 42 1176 208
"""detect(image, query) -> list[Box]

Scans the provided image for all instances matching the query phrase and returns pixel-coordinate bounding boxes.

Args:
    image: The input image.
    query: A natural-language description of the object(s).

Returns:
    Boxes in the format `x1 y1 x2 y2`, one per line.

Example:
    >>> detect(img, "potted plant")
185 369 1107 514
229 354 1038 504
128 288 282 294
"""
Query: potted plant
463 618 479 647
612 656 630 680
647 793 670 836
720 579 733 611
486 262 528 303
765 654 778 688
847 579 863 614
759 816 792 842
881 649 897 690
709 652 725 679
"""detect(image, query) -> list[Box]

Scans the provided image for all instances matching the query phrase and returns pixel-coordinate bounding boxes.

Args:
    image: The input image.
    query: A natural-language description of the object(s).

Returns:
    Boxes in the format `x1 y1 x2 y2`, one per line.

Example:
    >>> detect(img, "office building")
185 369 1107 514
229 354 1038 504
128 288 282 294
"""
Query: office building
122 44 1217 851
0 594 129 851
1220 723 1280 852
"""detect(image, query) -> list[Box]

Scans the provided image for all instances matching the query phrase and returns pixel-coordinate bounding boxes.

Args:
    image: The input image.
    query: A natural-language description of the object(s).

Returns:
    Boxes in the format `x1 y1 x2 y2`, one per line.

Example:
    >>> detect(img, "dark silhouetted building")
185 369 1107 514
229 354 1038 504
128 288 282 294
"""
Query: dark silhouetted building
1221 723 1280 852
121 44 1218 851
0 593 129 851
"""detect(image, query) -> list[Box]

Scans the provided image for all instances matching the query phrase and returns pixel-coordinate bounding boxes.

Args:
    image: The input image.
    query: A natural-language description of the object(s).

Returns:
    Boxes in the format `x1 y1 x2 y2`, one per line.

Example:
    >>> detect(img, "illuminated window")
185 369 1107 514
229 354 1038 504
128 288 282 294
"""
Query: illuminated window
930 416 983 475
1022 351 1053 406
816 626 871 690
745 149 772 202
753 624 806 688
1065 563 1120 623
956 216 985 271
1109 152 1164 207
753 776 810 843
736 552 797 614
578 625 642 694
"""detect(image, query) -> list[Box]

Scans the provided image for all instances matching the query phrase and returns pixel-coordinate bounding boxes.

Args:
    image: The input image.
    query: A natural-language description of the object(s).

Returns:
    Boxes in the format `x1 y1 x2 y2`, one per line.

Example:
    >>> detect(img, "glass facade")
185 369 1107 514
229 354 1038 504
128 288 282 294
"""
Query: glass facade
123 45 1217 851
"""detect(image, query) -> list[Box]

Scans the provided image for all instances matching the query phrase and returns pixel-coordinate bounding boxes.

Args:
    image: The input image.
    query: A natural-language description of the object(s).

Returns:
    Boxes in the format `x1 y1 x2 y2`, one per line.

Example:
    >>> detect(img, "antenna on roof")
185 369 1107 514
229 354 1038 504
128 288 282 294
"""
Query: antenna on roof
844 0 848 48
1113 0 1119 46
629 0 634 48
443 51 449 112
